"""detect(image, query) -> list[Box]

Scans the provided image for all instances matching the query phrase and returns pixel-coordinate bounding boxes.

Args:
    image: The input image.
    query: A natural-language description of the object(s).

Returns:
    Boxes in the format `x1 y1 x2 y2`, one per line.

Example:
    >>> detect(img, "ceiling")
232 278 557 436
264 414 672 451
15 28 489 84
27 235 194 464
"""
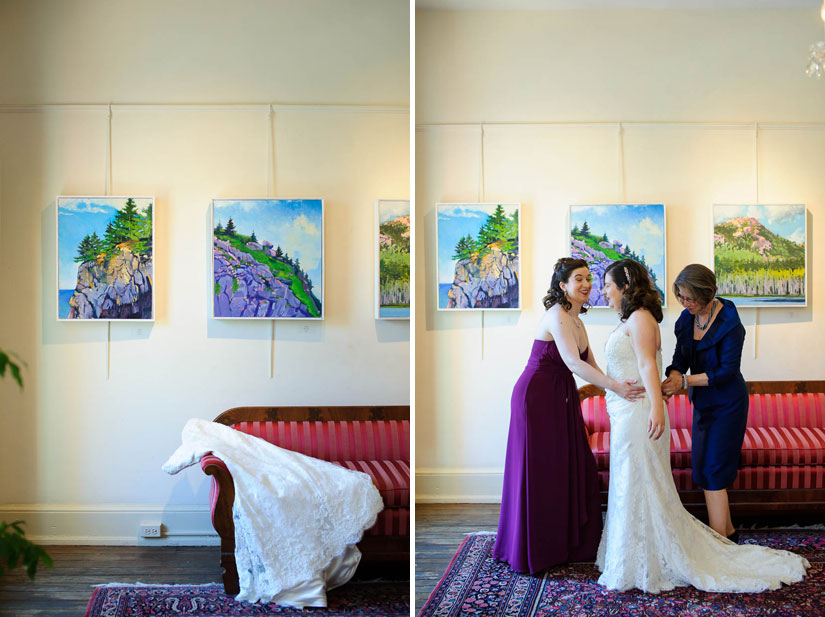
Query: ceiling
416 1 821 10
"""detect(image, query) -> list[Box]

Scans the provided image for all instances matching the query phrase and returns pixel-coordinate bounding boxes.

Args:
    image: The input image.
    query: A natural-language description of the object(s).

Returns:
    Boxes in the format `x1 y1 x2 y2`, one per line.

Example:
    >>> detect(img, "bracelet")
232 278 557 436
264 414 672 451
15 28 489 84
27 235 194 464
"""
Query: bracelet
681 374 688 390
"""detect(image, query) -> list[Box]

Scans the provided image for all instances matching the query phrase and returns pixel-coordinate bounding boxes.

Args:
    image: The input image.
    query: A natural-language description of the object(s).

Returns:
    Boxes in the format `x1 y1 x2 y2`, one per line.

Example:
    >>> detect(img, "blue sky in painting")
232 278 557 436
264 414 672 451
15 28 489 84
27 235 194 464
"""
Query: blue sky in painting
57 197 152 289
213 199 323 294
379 200 409 224
437 203 519 284
713 204 805 244
570 204 665 285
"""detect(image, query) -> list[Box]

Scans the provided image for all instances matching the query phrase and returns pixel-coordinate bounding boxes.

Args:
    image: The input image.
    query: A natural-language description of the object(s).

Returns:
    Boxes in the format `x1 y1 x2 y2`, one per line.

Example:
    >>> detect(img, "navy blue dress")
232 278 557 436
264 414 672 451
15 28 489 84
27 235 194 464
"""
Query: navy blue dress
666 297 749 490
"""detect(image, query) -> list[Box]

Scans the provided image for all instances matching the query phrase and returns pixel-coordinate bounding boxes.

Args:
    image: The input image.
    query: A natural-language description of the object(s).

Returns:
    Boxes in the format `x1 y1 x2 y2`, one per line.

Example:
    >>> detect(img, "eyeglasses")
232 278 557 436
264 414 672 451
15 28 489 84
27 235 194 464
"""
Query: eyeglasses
675 293 698 305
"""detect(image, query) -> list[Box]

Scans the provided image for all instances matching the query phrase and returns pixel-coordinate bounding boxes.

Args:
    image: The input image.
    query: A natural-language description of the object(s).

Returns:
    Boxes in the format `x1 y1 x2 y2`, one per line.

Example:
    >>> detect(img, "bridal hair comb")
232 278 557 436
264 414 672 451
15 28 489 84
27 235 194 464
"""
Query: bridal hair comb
623 265 631 285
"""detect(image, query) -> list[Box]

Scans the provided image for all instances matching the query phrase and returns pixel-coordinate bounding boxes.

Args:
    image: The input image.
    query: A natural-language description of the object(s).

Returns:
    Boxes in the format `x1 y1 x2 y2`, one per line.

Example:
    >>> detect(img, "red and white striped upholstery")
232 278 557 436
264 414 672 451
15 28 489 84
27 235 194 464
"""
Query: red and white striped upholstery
598 466 825 492
746 393 825 429
584 391 825 494
229 420 410 462
588 427 692 471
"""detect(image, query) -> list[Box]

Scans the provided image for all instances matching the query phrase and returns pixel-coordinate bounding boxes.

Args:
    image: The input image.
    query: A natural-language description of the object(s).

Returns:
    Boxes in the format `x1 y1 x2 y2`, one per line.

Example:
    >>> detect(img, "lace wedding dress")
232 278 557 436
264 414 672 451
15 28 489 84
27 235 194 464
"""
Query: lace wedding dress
163 419 384 606
595 329 810 593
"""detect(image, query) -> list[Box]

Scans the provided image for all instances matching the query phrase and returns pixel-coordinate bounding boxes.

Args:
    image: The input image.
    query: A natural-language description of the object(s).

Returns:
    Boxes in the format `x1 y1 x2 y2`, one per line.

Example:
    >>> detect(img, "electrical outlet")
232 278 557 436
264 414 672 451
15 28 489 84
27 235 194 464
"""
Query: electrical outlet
139 523 162 538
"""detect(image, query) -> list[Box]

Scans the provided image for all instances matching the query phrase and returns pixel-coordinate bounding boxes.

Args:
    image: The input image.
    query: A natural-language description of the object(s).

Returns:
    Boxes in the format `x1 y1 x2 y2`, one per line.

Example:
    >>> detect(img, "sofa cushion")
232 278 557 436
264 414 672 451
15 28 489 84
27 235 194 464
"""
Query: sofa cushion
230 420 410 462
588 428 693 471
201 454 409 511
336 460 409 508
590 425 825 472
741 426 825 466
598 465 825 492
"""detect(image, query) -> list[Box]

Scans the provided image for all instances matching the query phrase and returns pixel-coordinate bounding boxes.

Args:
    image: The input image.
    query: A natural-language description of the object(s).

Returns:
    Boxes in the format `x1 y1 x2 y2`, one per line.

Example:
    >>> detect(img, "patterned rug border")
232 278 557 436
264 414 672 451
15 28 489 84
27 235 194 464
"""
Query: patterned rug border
83 581 410 617
418 530 825 617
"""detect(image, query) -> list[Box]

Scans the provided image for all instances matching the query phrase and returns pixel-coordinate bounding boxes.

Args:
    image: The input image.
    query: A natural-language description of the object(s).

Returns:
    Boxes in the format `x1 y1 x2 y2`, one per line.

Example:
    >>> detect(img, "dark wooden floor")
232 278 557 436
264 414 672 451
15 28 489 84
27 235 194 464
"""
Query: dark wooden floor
0 545 409 617
414 503 500 613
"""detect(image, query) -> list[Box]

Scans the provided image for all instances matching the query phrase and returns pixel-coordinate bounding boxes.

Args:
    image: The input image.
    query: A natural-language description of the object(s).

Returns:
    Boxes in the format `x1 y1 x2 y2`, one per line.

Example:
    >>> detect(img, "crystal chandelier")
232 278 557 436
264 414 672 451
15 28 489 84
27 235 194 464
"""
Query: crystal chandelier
806 1 825 78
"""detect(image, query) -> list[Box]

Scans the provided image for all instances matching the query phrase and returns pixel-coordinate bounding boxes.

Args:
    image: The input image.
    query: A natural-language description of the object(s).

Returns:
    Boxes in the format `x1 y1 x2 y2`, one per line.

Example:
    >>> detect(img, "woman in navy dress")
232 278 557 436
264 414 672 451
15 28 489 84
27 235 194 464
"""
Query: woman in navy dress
661 264 748 542
494 258 644 574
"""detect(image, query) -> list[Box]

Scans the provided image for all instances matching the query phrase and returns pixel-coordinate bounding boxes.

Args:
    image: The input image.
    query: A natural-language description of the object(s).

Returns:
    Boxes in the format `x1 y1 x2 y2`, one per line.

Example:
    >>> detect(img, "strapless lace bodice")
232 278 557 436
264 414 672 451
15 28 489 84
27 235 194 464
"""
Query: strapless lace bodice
605 327 662 383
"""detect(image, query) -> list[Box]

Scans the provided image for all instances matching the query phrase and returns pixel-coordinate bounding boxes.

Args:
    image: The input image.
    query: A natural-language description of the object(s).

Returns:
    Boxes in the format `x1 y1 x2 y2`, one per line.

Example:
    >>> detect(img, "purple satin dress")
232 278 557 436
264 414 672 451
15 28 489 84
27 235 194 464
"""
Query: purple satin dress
493 339 603 574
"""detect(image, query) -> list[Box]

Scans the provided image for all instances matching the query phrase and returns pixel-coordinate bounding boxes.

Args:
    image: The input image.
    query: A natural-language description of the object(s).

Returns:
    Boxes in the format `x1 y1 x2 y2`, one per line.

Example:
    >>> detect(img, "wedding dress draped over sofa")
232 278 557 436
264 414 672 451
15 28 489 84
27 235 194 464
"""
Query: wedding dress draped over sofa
199 406 410 596
580 381 825 516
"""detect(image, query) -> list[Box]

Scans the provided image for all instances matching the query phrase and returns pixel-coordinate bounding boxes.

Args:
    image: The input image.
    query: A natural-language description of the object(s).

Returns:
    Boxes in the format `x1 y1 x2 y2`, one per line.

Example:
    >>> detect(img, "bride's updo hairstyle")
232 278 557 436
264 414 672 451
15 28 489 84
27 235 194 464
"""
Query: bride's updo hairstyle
604 259 663 323
542 257 590 314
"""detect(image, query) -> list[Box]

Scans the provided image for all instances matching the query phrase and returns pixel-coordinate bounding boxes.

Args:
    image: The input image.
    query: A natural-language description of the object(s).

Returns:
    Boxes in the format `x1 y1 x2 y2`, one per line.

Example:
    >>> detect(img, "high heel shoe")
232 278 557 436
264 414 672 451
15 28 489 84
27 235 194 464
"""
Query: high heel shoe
726 530 740 544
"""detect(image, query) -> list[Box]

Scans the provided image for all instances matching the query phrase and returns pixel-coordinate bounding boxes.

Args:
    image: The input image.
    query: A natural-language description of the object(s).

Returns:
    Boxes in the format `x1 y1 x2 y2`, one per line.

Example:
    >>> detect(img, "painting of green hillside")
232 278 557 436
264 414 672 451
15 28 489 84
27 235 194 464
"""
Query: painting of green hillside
713 204 806 306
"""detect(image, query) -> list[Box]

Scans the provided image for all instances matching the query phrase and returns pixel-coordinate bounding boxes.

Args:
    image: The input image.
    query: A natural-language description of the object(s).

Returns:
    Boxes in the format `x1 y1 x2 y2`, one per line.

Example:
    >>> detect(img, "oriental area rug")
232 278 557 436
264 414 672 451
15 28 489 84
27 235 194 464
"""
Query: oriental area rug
83 581 409 617
418 531 825 617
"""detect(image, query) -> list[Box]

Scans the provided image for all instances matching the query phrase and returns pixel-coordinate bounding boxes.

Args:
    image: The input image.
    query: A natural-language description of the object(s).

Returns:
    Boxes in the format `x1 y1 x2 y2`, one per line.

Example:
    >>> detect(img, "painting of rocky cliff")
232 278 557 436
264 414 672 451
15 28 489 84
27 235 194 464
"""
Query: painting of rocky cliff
713 204 806 306
212 199 323 319
57 196 154 320
376 199 410 319
436 203 520 310
569 204 666 308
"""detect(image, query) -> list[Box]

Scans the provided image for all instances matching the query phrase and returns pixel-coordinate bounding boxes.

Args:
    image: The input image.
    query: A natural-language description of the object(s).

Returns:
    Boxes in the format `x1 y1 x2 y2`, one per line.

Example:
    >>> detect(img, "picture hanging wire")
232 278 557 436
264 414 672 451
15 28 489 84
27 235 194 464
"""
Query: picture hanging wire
267 103 276 379
618 122 627 203
105 103 113 380
479 123 486 360
753 122 760 359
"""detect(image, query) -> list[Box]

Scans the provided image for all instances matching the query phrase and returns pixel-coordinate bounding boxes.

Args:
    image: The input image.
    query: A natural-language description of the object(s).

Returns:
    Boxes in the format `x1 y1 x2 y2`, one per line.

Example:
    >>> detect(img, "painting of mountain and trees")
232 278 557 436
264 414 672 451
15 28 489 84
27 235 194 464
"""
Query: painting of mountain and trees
376 200 410 319
57 196 154 320
569 204 666 308
212 199 323 319
436 203 520 310
713 204 806 306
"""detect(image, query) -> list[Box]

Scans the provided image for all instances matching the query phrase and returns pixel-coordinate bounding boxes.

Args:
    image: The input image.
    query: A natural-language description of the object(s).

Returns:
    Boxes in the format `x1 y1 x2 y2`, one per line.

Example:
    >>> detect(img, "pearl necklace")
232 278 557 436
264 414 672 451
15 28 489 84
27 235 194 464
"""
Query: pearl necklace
695 299 718 331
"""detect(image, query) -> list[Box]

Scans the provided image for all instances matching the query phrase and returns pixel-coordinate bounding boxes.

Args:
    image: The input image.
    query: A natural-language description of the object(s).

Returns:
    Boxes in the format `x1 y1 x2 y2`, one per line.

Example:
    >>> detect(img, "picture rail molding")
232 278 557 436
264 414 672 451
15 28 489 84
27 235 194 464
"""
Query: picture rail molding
0 102 410 115
416 120 825 129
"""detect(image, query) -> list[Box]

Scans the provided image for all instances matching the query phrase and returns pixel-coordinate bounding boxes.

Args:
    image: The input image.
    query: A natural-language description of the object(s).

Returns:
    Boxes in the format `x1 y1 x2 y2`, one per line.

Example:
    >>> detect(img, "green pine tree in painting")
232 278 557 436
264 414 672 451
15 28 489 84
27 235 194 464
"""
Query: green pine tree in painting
225 218 236 235
74 232 105 263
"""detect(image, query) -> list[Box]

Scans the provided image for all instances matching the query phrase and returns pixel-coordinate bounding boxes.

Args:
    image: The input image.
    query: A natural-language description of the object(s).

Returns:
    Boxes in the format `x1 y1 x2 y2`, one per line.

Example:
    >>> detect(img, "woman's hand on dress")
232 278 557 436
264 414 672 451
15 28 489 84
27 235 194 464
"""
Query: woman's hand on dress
661 372 682 397
612 380 645 401
648 405 666 440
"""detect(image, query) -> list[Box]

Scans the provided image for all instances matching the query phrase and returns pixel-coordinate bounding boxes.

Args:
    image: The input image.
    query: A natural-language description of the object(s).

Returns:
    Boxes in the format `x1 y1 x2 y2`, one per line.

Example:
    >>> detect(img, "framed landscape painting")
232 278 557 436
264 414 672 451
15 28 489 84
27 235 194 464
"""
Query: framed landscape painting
375 199 410 319
436 203 520 311
713 204 806 306
569 204 666 308
212 199 324 319
57 196 154 321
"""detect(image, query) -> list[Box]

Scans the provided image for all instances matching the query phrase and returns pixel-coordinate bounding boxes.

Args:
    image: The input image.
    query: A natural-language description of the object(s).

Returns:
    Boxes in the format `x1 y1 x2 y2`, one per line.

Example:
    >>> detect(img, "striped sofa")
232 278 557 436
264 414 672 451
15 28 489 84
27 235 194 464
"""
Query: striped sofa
200 406 410 595
580 381 825 516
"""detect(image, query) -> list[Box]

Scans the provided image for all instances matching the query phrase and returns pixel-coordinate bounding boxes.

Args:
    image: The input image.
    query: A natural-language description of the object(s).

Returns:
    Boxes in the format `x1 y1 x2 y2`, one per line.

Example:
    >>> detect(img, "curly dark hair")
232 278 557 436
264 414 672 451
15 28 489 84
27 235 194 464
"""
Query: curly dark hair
604 259 663 323
542 257 590 313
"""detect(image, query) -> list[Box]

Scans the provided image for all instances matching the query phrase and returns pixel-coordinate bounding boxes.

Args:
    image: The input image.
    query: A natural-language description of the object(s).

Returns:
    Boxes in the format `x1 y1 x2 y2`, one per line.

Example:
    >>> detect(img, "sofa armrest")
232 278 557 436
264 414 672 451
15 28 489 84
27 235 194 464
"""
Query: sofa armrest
200 454 236 546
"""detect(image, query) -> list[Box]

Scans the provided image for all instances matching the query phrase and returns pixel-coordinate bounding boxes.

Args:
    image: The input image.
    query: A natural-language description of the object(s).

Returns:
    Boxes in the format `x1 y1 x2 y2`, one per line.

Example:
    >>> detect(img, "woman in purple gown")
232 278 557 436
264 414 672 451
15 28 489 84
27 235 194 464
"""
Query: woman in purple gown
493 258 644 574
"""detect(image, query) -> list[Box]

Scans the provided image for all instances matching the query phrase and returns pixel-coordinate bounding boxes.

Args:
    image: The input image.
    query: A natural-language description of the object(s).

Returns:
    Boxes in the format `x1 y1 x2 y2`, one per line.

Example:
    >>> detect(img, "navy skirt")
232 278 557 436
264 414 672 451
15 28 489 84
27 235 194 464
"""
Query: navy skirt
691 392 748 490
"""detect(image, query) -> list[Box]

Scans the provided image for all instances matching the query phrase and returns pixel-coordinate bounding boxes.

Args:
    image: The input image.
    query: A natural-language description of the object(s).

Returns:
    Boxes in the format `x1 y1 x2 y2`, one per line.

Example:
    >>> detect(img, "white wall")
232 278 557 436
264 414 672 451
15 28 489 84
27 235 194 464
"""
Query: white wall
415 9 825 502
0 0 410 544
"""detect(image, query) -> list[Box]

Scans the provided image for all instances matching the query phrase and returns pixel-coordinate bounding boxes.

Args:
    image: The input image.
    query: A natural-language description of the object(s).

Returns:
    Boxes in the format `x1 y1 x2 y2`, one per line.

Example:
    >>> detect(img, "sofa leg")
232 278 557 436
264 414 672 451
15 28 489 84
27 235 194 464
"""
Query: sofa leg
221 551 240 595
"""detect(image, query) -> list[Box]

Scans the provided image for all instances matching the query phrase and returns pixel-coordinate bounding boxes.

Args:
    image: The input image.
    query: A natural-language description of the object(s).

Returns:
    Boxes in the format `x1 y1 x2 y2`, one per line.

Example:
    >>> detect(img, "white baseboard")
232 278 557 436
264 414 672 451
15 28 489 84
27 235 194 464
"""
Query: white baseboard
0 504 219 546
415 468 504 503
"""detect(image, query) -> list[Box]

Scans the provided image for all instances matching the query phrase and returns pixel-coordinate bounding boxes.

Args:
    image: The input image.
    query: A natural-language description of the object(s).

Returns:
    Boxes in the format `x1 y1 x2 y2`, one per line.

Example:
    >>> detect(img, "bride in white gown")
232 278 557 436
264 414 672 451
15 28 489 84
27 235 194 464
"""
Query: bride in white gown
595 259 809 594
